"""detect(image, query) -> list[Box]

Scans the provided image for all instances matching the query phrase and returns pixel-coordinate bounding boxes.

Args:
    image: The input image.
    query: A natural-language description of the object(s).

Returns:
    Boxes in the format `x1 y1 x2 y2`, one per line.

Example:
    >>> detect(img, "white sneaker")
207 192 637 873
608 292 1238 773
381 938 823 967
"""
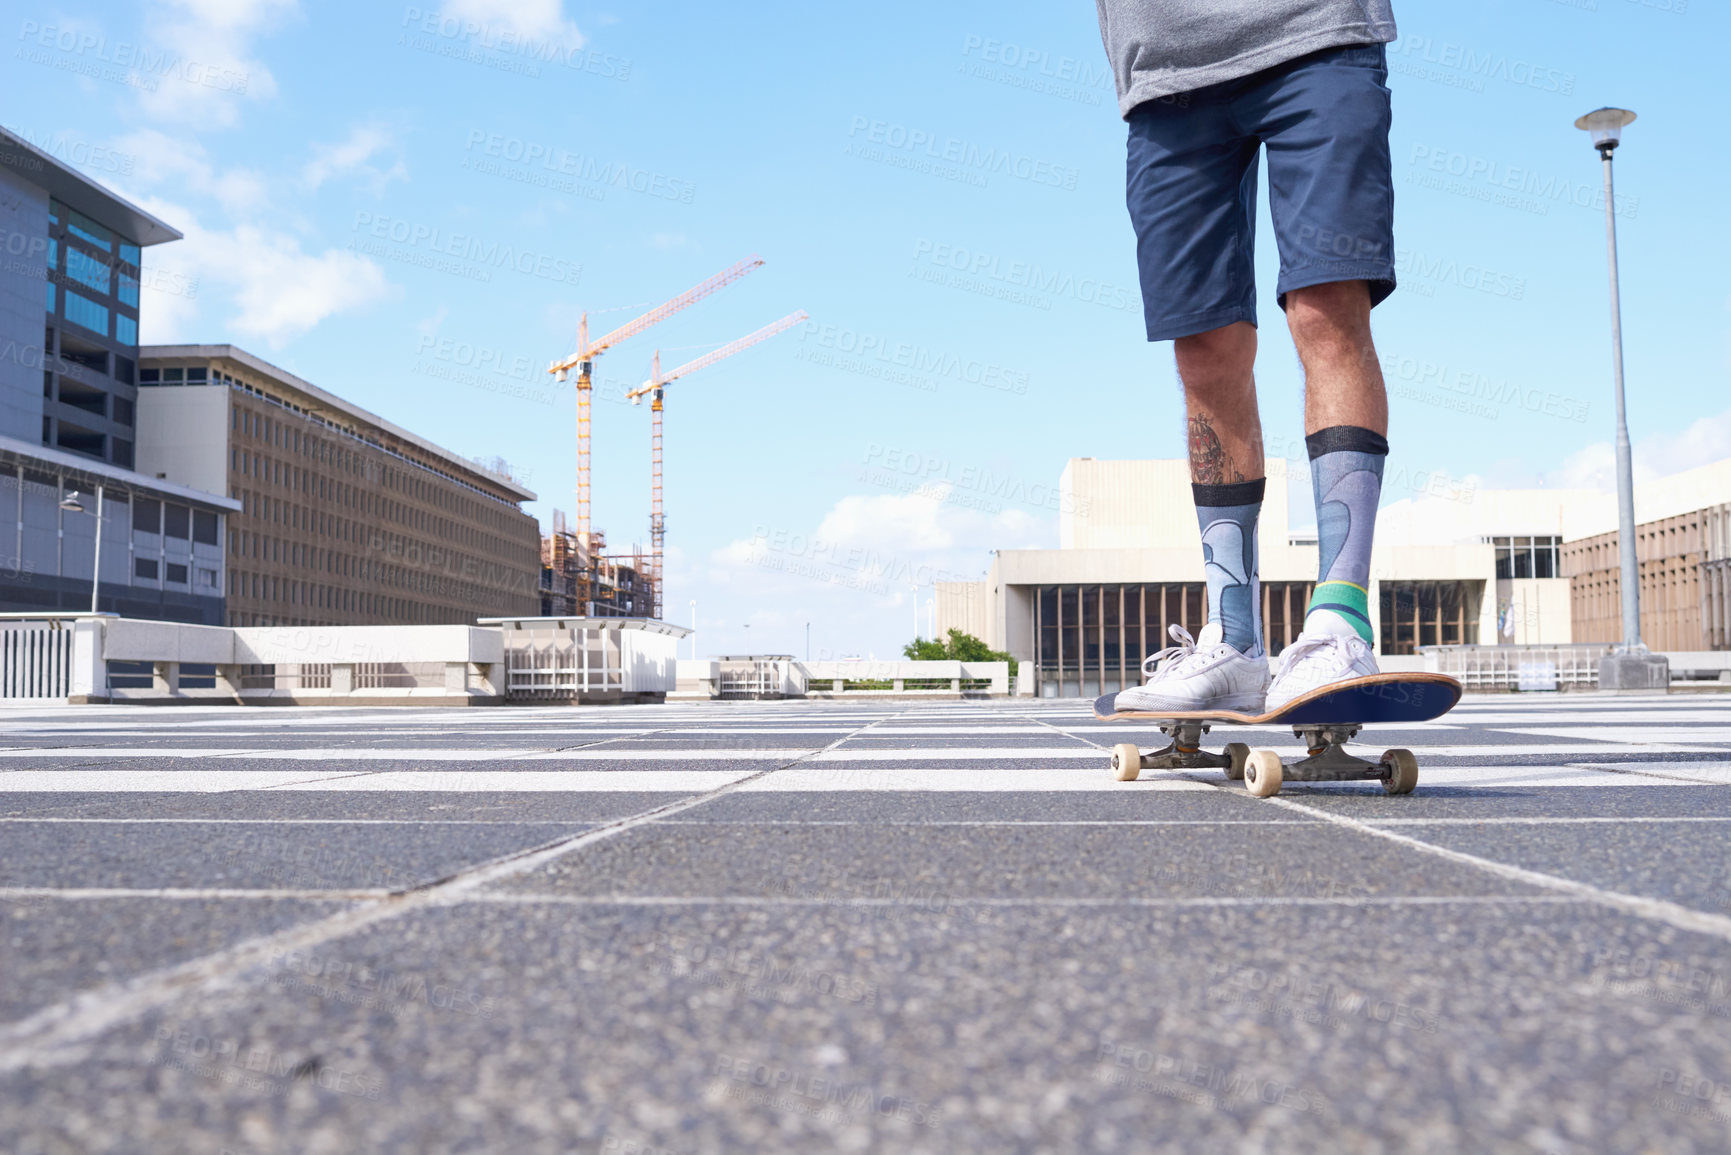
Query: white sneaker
1265 611 1380 713
1113 622 1269 714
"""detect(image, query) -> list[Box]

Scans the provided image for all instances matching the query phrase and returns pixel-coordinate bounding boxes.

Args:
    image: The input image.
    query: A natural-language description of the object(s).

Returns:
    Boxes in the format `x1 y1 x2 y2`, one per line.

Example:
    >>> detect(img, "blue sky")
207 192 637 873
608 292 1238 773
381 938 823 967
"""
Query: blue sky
5 0 1726 657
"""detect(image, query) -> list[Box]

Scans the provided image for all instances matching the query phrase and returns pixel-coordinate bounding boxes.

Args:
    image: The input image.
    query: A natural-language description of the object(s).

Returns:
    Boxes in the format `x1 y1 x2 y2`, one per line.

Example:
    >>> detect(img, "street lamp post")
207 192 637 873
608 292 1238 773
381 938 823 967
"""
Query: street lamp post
1575 107 1667 691
689 599 697 659
59 486 104 613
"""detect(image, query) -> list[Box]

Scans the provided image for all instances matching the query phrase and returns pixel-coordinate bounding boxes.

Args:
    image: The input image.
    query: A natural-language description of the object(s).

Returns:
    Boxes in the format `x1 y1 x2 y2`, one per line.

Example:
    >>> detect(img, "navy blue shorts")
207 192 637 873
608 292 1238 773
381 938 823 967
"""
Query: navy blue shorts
1125 43 1396 342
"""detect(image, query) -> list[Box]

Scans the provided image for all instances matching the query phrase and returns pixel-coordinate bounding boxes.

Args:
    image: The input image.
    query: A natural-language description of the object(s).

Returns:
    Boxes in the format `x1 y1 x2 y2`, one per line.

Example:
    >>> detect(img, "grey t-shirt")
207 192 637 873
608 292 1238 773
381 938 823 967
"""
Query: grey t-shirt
1095 0 1397 117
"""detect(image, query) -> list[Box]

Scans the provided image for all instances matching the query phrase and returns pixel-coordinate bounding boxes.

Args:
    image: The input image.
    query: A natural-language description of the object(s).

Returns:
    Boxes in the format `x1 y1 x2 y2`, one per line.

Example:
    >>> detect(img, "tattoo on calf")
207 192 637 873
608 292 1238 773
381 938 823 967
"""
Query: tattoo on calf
1187 414 1246 485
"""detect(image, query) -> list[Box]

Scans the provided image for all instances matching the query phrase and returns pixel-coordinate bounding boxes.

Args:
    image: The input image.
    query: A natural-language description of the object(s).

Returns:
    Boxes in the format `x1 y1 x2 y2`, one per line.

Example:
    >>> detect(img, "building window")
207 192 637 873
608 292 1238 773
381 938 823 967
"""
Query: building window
115 315 137 345
141 368 160 383
114 397 135 426
193 509 218 545
56 424 104 458
57 380 107 416
45 282 54 312
112 438 133 469
119 272 139 306
120 242 140 265
66 209 114 252
65 248 112 295
132 498 161 534
164 504 191 538
1379 581 1473 655
1490 536 1562 580
197 567 218 589
135 557 158 580
166 562 189 584
62 290 109 337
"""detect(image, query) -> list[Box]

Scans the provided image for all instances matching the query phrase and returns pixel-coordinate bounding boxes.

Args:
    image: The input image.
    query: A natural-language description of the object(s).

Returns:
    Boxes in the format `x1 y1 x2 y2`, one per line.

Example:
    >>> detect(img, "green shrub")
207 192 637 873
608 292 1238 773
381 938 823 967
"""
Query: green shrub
900 629 1018 676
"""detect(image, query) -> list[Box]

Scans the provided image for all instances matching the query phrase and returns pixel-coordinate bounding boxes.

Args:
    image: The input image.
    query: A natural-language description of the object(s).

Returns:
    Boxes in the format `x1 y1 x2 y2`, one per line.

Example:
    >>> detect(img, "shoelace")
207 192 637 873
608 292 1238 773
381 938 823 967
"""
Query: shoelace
1140 624 1200 682
1275 631 1370 679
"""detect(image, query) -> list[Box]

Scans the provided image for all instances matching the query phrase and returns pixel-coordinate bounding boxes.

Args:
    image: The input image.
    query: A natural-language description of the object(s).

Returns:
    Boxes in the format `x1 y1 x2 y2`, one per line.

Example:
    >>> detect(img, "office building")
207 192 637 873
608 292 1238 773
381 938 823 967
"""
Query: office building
939 455 1731 698
137 345 542 627
1 126 236 623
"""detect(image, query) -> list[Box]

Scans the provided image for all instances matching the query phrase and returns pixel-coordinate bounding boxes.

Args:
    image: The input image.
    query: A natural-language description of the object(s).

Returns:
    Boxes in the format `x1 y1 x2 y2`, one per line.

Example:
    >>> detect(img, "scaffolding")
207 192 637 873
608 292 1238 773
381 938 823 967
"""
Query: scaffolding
539 511 654 618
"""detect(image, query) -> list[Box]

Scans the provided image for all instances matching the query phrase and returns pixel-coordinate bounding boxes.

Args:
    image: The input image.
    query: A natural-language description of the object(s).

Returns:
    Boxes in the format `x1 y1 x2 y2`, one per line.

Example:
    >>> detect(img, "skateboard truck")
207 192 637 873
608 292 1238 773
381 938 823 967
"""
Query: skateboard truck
1112 720 1251 779
1097 673 1458 798
1289 725 1379 781
1109 721 1419 798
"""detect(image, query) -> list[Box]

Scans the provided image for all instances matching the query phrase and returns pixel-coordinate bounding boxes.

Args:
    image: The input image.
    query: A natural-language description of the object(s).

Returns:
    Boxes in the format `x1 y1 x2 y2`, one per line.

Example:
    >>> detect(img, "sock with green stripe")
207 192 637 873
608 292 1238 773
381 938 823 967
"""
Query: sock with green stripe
1303 425 1387 644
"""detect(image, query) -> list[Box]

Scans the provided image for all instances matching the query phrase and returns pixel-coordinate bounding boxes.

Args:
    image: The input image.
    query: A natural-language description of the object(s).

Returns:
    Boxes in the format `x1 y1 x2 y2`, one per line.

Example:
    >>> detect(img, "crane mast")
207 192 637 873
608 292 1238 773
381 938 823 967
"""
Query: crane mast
547 256 763 611
631 311 807 618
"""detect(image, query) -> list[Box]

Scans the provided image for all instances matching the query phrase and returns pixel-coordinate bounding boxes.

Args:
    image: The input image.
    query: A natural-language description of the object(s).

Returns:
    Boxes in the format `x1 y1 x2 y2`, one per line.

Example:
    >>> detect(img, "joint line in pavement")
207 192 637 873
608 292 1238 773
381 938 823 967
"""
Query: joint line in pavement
1252 790 1731 944
0 711 896 1073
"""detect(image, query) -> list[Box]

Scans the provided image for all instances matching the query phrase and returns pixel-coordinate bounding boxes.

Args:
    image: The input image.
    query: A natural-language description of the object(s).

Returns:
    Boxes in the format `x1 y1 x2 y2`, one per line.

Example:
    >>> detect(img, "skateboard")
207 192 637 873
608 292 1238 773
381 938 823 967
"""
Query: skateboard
1092 673 1463 798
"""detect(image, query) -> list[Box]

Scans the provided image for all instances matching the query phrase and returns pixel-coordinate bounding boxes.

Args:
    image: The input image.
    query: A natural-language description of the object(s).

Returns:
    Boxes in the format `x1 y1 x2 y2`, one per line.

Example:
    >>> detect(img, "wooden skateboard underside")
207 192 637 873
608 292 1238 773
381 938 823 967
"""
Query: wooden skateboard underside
1093 672 1463 727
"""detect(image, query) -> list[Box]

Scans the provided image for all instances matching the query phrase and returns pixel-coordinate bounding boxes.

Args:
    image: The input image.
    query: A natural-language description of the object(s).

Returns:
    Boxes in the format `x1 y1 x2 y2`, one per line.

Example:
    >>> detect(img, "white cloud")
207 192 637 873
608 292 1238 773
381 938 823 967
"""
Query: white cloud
136 0 297 126
416 306 450 340
132 195 391 347
111 128 214 186
1529 406 1731 492
690 487 1050 656
301 124 408 194
438 0 584 45
1634 408 1731 479
222 226 391 343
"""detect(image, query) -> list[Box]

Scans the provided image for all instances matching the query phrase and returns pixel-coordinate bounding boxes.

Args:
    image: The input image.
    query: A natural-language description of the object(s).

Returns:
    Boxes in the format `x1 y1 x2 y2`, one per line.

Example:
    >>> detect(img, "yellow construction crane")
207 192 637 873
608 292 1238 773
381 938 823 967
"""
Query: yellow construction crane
548 255 762 611
628 310 808 618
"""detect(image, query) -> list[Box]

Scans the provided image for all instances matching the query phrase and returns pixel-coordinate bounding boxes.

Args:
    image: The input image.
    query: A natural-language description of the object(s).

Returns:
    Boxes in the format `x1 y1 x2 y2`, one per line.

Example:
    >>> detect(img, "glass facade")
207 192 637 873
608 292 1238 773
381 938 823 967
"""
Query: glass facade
1379 581 1473 655
62 290 109 337
41 198 144 466
1032 581 1317 698
65 248 111 295
66 208 113 251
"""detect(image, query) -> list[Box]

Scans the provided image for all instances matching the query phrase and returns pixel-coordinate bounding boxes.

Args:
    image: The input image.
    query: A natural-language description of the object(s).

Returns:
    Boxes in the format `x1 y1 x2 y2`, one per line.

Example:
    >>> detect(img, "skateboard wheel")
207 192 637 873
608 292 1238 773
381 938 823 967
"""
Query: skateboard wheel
1381 748 1418 795
1224 742 1249 781
1111 742 1142 782
1244 749 1283 798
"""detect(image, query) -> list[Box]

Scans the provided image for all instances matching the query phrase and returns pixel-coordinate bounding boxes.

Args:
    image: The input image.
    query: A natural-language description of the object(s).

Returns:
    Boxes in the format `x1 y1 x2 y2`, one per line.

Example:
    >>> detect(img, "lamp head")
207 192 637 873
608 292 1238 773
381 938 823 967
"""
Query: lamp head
1575 107 1637 153
58 491 84 513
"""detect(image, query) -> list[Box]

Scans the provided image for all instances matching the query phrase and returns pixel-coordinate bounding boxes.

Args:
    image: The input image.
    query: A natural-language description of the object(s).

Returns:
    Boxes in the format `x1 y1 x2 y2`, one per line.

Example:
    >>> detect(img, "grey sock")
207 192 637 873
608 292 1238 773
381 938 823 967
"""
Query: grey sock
1192 478 1264 653
1304 426 1388 644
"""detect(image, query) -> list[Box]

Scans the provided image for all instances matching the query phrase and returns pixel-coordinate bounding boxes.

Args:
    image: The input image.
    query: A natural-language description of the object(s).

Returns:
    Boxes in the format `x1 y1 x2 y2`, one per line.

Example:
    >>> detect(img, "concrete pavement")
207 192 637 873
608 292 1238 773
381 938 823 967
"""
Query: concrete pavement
3 693 1731 1153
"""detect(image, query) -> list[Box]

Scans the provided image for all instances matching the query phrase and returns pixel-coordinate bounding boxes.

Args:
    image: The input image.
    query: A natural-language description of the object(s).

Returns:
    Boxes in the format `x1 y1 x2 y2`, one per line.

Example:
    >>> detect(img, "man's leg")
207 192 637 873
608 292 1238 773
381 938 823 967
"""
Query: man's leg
1287 280 1387 644
1117 82 1270 708
1246 42 1396 701
1175 321 1265 653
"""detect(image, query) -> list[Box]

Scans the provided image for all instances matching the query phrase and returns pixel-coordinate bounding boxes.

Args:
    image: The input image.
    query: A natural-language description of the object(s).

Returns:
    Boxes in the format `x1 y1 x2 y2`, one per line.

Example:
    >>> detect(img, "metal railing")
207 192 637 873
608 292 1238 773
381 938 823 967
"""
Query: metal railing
505 640 622 698
0 620 73 699
1422 644 1613 690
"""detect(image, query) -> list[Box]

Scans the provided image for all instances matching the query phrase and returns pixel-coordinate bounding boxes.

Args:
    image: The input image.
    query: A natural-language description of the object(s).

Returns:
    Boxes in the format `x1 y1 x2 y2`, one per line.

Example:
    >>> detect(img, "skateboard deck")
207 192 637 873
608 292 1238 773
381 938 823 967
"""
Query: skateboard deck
1093 672 1462 727
1092 673 1462 797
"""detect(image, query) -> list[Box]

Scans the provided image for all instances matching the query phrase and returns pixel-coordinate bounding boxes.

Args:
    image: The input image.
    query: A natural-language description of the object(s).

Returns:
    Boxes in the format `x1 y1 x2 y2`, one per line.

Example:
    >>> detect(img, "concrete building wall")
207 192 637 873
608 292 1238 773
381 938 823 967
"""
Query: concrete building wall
137 350 542 628
1060 457 1299 558
136 384 228 495
935 581 991 643
1565 507 1716 651
0 441 234 623
0 165 49 443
